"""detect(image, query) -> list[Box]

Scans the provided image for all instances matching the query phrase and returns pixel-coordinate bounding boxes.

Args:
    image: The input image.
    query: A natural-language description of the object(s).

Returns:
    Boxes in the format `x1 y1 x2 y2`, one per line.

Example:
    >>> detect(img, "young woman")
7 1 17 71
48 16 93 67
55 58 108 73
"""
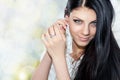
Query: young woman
32 0 120 80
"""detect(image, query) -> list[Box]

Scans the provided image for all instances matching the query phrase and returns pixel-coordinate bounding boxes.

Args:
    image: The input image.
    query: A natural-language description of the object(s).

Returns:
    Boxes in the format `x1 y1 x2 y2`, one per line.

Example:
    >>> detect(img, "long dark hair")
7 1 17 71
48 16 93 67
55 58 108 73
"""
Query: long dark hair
65 0 120 80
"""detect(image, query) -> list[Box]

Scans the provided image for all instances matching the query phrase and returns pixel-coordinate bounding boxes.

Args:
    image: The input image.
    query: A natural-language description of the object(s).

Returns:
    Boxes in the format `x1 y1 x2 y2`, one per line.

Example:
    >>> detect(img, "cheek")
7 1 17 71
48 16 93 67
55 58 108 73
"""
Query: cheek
68 19 83 35
69 23 81 34
90 28 96 36
69 25 80 35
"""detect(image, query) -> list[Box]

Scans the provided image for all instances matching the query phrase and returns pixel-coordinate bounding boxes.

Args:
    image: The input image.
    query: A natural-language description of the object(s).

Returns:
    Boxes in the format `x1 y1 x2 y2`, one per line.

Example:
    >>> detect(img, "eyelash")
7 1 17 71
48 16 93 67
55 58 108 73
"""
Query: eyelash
73 19 97 27
90 22 97 27
73 19 82 24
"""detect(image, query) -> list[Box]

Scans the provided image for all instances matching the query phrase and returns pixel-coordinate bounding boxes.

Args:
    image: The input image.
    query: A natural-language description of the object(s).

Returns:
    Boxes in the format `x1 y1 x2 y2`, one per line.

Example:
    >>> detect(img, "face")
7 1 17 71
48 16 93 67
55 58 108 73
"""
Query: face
66 7 96 48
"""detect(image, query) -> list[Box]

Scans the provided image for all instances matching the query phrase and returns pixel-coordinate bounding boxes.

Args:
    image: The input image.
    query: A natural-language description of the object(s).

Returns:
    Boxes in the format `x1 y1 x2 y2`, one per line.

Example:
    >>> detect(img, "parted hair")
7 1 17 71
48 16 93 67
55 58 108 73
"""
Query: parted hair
64 0 120 80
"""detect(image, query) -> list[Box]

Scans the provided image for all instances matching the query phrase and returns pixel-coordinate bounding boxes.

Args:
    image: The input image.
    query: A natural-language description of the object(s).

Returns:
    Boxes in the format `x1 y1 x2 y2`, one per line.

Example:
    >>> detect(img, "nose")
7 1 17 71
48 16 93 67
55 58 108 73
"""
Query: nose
82 24 89 36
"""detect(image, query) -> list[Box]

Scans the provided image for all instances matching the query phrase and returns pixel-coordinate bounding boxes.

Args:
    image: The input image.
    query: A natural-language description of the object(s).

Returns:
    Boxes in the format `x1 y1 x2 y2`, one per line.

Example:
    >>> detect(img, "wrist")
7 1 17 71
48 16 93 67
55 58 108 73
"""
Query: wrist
51 53 66 61
52 55 66 66
52 54 70 80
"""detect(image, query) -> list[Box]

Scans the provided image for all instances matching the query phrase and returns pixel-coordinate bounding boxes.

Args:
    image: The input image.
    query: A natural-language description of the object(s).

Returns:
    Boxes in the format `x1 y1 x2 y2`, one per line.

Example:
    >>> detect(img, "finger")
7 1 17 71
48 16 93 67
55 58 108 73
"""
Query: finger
48 25 56 37
56 19 67 29
41 34 48 46
56 23 66 41
59 24 66 35
58 24 66 41
59 19 68 25
53 23 62 39
46 30 53 41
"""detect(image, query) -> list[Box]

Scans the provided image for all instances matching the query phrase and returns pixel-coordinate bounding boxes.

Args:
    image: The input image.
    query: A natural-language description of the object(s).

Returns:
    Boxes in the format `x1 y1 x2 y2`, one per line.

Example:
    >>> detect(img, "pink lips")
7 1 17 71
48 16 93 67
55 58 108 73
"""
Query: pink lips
79 37 89 42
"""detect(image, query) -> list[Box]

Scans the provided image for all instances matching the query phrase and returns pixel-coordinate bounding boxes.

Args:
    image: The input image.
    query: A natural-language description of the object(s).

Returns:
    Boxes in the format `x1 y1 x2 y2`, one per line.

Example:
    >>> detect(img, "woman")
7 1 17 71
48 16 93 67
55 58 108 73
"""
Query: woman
32 0 120 80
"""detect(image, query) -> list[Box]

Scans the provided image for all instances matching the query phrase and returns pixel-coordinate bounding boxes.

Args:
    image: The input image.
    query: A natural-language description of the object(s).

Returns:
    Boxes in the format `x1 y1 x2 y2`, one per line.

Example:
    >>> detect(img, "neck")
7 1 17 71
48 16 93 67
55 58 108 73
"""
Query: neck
72 41 85 54
70 41 85 61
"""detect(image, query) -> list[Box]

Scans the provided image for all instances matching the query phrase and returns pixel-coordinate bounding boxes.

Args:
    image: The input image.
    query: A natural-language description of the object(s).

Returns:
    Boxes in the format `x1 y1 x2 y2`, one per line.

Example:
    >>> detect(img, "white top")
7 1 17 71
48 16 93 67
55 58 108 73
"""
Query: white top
47 53 84 80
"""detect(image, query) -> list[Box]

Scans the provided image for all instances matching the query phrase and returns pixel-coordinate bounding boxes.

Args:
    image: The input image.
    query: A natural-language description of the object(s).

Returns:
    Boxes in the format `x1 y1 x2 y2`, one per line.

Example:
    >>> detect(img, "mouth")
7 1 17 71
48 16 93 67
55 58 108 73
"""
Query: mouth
79 37 89 42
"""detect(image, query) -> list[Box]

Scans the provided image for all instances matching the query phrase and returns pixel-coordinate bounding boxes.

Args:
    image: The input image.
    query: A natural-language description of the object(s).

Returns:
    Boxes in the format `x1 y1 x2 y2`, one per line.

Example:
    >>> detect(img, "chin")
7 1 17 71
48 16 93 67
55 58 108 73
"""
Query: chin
76 41 90 48
78 43 88 47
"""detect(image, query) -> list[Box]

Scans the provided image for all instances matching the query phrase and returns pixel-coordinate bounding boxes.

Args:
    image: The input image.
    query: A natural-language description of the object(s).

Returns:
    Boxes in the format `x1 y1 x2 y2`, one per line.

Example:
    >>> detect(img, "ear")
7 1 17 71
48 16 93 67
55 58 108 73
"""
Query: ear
65 15 69 23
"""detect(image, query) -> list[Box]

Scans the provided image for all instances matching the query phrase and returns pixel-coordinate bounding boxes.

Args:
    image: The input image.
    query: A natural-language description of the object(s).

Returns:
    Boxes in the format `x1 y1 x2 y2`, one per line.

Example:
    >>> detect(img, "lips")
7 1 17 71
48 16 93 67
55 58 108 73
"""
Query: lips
79 37 89 42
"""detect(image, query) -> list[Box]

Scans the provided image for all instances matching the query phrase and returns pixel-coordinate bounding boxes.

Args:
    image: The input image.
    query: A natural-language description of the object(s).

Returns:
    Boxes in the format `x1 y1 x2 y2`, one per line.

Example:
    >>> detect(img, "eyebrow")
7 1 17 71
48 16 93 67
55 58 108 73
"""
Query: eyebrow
91 20 97 23
72 16 97 22
72 16 84 22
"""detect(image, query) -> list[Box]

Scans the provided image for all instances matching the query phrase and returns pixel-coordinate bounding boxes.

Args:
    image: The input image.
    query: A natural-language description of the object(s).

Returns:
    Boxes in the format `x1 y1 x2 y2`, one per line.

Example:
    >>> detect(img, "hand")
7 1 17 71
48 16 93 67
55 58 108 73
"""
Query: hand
41 19 68 59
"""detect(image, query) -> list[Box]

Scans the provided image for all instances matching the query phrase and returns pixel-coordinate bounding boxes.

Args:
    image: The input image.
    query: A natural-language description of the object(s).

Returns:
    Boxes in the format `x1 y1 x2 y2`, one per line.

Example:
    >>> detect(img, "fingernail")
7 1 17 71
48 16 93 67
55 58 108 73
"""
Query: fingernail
59 26 64 31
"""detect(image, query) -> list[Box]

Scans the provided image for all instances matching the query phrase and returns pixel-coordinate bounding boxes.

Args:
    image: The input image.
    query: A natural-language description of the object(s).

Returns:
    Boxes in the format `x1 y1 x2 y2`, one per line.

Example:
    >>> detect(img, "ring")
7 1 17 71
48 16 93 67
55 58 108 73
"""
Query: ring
50 34 56 38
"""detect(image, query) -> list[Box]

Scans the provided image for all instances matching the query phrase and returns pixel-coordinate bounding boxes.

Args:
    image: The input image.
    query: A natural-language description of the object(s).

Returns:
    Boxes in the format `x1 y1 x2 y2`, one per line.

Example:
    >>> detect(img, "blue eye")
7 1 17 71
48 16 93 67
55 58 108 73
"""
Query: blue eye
90 22 97 27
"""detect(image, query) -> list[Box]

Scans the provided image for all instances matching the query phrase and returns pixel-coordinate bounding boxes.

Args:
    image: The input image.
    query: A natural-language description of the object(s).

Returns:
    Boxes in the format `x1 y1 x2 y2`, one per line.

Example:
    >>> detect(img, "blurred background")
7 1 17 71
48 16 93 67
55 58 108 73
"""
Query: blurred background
0 0 120 80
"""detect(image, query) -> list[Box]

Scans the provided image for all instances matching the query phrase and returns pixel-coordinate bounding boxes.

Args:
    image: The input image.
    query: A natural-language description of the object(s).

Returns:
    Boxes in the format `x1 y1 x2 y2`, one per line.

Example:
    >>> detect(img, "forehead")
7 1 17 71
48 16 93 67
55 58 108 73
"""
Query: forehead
70 7 96 21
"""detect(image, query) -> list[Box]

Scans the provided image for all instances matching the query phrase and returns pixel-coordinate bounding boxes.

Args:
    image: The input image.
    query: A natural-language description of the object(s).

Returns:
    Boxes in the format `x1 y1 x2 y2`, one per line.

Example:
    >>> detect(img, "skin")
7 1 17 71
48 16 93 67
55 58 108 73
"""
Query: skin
32 7 97 80
67 7 97 60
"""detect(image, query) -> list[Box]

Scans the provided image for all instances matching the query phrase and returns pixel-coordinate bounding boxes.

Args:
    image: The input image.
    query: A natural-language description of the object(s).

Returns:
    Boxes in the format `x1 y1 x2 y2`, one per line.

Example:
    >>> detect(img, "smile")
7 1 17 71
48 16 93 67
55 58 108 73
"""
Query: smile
79 37 89 42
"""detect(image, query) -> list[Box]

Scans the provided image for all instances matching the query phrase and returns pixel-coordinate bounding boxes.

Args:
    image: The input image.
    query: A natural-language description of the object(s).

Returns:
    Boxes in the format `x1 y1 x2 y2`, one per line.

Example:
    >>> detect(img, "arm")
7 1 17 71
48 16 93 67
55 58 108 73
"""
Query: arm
41 19 70 80
32 52 52 80
52 55 70 80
